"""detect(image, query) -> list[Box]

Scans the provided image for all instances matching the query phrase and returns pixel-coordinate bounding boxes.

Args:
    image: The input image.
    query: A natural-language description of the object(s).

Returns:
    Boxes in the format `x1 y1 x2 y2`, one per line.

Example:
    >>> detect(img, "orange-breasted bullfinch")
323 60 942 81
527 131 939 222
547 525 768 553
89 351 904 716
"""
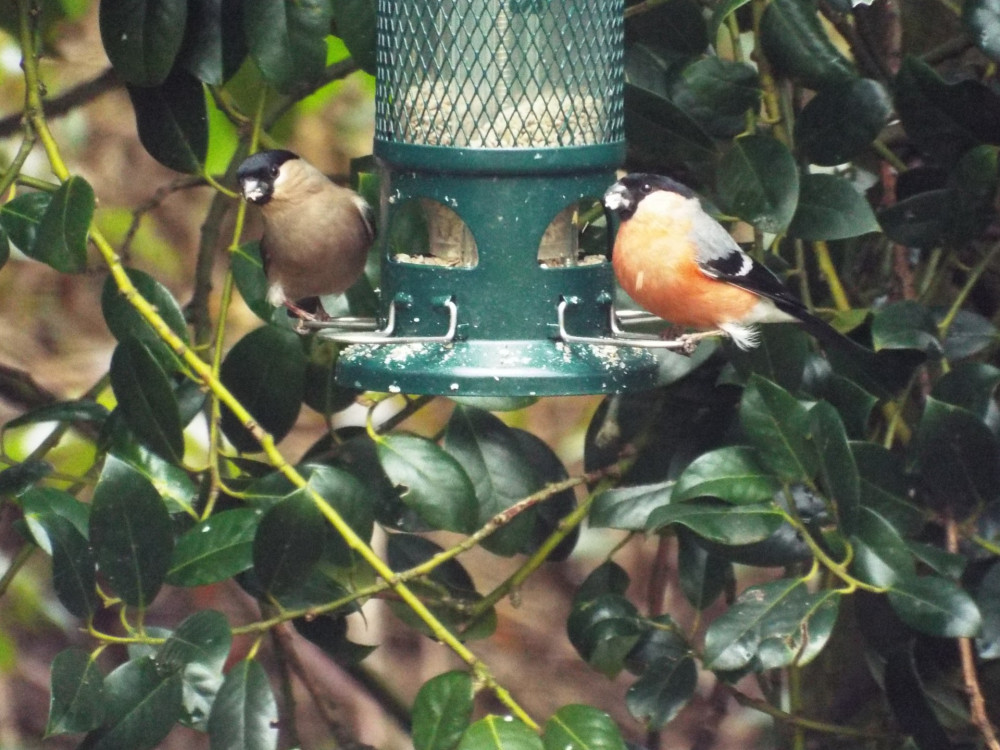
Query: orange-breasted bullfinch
236 149 375 320
604 173 853 351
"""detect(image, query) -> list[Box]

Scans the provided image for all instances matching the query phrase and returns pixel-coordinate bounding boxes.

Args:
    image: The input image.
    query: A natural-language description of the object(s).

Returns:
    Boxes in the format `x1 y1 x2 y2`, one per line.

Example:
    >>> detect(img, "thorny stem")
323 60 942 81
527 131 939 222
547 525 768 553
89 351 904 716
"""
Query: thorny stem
15 3 539 730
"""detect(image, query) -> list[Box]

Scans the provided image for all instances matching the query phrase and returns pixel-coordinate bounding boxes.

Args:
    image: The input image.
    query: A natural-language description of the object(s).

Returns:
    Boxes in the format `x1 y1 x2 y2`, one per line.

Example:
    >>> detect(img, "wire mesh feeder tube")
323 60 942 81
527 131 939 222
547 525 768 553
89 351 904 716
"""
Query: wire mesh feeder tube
333 0 659 396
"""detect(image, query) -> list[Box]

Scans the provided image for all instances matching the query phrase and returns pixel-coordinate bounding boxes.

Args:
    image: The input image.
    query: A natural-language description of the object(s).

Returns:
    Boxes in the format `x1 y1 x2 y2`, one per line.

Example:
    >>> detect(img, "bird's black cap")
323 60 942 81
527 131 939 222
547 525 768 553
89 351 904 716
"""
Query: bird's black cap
236 149 300 205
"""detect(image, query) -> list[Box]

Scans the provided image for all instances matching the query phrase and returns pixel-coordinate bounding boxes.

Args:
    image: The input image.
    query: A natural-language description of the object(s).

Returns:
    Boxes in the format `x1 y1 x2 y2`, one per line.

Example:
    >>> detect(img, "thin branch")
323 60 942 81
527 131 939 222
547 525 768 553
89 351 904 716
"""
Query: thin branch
0 68 119 139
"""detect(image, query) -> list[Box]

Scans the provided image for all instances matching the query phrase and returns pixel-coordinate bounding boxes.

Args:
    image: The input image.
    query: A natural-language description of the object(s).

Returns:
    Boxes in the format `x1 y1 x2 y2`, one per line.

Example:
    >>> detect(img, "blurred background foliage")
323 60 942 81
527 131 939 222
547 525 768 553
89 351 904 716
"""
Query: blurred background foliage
0 0 999 749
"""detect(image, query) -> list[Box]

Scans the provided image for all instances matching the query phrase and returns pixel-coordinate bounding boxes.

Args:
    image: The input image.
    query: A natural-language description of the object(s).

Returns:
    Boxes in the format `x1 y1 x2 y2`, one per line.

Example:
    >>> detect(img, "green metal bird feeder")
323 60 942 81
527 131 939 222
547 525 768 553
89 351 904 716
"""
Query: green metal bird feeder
327 0 662 396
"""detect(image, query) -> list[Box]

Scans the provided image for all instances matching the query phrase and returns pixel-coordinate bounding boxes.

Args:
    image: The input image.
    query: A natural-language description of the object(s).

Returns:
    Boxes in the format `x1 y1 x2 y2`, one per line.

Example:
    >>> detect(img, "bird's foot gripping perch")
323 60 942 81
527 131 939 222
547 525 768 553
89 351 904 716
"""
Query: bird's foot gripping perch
556 298 720 353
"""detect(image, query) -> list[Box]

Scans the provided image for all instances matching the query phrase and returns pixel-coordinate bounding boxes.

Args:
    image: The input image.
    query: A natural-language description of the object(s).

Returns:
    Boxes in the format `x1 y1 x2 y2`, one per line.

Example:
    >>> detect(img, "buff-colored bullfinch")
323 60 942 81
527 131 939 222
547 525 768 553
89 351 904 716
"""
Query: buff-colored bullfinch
604 173 857 350
236 149 374 320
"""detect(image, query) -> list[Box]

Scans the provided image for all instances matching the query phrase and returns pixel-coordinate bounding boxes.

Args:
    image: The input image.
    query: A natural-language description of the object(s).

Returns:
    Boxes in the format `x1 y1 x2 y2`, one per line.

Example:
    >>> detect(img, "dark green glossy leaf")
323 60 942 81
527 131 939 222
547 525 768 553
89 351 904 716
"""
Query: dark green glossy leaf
101 268 189 372
0 460 53 497
626 0 708 56
870 300 941 355
412 671 474 750
46 649 105 736
160 610 232 670
253 493 325 597
177 0 246 84
945 144 1000 244
94 656 183 750
809 401 860 532
30 176 93 273
574 562 631 604
110 338 184 461
331 0 375 74
759 0 854 89
976 562 1000 659
647 501 786 545
624 84 717 176
319 433 404 529
44 515 99 619
303 338 358 416
625 655 698 729
543 704 626 750
877 188 949 247
938 308 999 360
301 463 374 566
219 325 306 452
913 397 1000 514
893 55 1000 164
851 442 924 534
740 375 818 481
590 480 672 531
887 575 982 637
814 371 877 440
109 439 198 516
567 594 643 678
728 319 811 393
703 579 840 671
907 541 966 579
788 173 880 240
294 614 374 665
677 530 730 609
207 660 279 750
670 58 760 138
167 509 261 586
99 0 188 85
245 0 333 93
231 241 272 321
795 78 892 165
718 135 798 233
89 455 173 608
673 445 779 505
0 226 9 269
20 487 89 546
511 428 578 561
965 0 1000 60
933 361 1000 422
377 433 478 534
4 400 109 431
623 613 689 675
0 191 49 256
458 716 543 750
884 644 952 749
443 405 542 555
126 68 208 174
850 506 915 587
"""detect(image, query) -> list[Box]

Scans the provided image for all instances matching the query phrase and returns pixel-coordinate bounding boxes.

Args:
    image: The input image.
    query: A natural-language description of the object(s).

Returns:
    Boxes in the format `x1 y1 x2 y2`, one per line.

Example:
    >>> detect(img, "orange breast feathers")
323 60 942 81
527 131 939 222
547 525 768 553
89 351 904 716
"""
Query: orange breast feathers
611 195 760 330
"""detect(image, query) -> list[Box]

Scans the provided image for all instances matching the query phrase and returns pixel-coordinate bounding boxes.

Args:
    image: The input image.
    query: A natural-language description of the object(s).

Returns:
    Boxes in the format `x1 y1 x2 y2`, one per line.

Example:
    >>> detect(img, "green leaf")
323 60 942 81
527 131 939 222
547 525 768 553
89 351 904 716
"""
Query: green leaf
938 308 999 360
94 656 184 750
709 0 753 47
677 530 730 609
893 56 1000 164
809 401 860 532
109 440 199 516
933 361 1000 421
626 0 708 56
945 144 999 244
912 397 1000 514
884 644 952 749
0 460 53 497
623 84 717 176
647 501 786 545
46 649 105 736
703 579 840 671
219 325 307 452
30 176 94 273
101 268 189 372
89 454 173 608
44 515 99 618
110 338 184 461
740 375 818 481
673 446 779 504
207 660 278 750
126 68 208 174
543 705 626 750
4 399 109 431
252 493 325 597
887 576 982 637
167 509 261 586
850 506 915 587
964 0 1000 60
717 135 799 233
795 78 892 165
870 300 941 355
412 671 474 750
299 464 374 565
669 58 760 138
759 0 854 89
975 562 1000 659
511 428 578 561
567 594 644 677
624 655 698 729
851 442 924 534
331 0 376 74
0 191 50 256
20 487 90 546
443 406 542 555
459 716 544 750
160 611 232 729
231 241 273 321
590 480 673 531
377 433 478 534
99 0 188 85
788 173 880 240
877 188 949 248
177 0 247 84
245 0 333 93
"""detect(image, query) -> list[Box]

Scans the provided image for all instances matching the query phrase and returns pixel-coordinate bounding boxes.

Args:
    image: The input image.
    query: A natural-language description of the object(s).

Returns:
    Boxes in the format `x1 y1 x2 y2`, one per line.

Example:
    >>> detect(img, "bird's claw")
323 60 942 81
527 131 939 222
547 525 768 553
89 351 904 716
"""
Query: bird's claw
673 330 725 354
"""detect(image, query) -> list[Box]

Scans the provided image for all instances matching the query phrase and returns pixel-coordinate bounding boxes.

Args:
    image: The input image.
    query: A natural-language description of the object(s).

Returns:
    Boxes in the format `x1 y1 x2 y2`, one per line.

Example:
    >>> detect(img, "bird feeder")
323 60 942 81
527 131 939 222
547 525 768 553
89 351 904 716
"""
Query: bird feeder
328 0 661 396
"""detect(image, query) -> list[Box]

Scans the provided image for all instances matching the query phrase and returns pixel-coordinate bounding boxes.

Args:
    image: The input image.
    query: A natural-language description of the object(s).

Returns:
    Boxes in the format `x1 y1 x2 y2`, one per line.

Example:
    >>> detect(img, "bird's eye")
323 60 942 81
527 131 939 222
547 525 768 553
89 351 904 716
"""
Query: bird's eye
269 165 280 178
641 183 652 194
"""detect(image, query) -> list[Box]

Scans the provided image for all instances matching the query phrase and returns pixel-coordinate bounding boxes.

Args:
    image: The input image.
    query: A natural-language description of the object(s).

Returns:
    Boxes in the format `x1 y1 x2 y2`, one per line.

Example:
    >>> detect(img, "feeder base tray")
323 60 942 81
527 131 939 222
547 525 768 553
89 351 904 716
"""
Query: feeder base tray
335 339 661 396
